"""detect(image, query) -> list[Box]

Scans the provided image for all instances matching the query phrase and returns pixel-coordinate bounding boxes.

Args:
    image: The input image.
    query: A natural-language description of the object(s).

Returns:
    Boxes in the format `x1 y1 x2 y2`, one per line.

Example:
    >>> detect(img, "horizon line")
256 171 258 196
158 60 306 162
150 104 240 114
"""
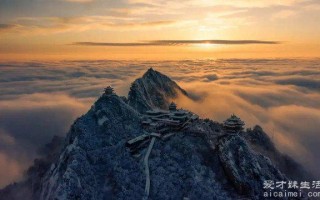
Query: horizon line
72 39 281 47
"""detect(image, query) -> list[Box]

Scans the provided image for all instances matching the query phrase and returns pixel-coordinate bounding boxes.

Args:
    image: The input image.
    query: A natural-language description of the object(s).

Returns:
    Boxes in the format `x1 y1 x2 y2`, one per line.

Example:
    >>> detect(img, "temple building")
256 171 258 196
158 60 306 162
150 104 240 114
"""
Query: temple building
104 86 114 95
171 110 188 122
169 102 177 111
223 114 245 133
140 103 198 134
128 103 199 154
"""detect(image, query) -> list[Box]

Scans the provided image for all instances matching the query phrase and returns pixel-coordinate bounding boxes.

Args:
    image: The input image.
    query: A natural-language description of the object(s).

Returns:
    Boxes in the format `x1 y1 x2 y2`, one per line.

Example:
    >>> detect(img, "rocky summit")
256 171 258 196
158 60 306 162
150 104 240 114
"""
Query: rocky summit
128 68 188 113
0 68 311 200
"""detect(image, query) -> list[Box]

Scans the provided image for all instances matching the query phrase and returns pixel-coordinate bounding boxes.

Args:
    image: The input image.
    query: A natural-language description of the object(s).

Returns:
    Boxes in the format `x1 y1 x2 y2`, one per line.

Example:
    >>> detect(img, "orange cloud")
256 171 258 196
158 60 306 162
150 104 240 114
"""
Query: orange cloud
0 152 25 188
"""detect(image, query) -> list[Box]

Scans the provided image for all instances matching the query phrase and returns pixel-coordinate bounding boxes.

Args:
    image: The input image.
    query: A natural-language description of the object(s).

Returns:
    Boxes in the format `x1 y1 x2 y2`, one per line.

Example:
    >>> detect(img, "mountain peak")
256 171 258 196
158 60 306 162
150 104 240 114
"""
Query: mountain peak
128 68 188 113
146 67 155 74
143 67 166 79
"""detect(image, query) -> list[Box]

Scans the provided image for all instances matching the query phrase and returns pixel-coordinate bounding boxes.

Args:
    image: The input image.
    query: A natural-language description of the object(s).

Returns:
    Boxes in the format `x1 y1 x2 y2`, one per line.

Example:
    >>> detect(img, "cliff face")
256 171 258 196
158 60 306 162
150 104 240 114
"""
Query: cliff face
217 134 286 197
0 68 311 200
40 94 144 200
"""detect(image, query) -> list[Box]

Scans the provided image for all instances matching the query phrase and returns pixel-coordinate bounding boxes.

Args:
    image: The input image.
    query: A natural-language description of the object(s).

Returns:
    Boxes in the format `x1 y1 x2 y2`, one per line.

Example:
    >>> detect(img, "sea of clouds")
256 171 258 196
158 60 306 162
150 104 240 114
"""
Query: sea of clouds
0 59 319 187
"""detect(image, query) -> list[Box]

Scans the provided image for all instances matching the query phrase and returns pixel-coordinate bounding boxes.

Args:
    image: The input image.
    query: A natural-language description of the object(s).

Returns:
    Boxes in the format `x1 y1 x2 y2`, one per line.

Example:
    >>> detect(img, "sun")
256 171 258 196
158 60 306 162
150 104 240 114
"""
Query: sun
194 42 219 49
199 43 214 48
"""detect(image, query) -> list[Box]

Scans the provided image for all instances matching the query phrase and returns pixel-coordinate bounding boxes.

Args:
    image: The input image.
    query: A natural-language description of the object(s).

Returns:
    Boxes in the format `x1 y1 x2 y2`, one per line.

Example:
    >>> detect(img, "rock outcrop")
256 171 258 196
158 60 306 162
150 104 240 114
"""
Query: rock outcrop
218 134 286 198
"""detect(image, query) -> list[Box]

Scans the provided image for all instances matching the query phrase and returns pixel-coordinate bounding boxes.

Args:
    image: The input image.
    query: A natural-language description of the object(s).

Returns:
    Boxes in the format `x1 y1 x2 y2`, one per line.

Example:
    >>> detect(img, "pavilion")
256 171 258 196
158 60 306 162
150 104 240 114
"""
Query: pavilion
223 114 245 133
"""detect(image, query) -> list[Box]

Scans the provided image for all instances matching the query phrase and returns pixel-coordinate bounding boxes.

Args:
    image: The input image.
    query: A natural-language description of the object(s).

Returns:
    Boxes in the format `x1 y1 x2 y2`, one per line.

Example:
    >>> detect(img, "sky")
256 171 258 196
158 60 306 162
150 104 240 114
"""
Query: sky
0 59 320 188
0 0 320 60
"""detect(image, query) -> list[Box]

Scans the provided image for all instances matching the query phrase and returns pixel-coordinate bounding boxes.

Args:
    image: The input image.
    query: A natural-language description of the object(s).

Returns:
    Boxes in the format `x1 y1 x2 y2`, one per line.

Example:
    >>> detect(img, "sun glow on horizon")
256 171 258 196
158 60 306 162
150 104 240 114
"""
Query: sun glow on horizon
194 43 221 49
0 0 319 60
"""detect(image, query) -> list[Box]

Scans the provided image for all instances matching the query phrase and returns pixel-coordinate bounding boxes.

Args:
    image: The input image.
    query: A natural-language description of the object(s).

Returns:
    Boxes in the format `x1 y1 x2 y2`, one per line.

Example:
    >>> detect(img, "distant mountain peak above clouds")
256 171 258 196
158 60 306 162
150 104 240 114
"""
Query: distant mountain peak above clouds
144 67 156 75
128 68 188 113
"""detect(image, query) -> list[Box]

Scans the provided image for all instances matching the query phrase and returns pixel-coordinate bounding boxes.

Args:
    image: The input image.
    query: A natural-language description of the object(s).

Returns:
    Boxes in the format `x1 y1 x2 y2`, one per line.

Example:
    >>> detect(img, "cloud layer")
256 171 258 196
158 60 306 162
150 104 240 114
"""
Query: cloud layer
74 40 280 46
0 93 87 187
0 58 319 187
